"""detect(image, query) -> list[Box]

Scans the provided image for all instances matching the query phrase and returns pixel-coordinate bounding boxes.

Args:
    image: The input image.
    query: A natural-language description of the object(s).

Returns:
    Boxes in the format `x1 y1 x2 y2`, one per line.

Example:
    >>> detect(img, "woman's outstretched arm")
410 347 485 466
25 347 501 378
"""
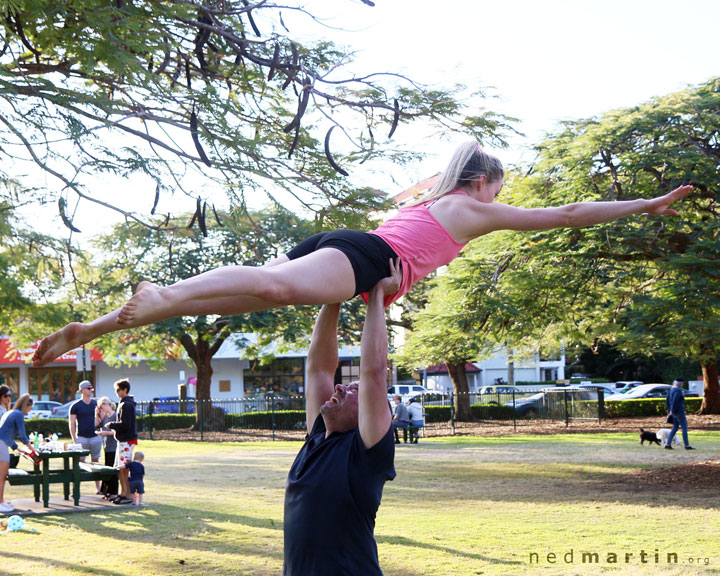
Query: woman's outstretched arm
455 185 693 240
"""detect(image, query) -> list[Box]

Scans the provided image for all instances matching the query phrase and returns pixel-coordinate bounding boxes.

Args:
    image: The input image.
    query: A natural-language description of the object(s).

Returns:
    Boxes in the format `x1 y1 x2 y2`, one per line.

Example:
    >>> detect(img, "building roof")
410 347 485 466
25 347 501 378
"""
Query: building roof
392 173 440 205
423 362 481 375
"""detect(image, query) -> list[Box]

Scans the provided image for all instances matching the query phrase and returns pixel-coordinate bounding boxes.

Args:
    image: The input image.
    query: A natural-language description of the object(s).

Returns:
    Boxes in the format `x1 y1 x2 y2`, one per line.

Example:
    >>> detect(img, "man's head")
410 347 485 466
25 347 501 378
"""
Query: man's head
393 395 402 404
673 378 685 387
77 380 93 398
114 379 131 399
320 382 359 433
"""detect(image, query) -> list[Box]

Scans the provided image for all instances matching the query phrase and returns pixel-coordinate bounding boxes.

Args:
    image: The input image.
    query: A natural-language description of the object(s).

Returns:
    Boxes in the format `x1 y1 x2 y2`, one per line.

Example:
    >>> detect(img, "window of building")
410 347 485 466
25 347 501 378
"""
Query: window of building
337 358 360 385
27 367 96 403
244 358 304 396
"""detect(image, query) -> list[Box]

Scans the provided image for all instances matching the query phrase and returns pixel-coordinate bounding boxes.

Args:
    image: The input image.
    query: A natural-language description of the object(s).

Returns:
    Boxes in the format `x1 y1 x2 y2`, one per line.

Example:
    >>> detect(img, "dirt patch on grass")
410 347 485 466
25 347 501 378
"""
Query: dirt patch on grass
632 459 720 489
450 414 720 437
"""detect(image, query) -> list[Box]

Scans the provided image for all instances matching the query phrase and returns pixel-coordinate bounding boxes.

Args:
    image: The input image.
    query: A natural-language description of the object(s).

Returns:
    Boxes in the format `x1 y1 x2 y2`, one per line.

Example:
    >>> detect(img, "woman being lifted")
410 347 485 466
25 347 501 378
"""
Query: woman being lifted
32 141 692 366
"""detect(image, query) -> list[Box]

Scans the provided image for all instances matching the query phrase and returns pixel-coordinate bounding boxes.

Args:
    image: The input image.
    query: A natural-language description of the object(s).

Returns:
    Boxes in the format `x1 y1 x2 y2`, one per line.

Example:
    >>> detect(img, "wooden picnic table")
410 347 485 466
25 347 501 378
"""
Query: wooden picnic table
33 449 90 507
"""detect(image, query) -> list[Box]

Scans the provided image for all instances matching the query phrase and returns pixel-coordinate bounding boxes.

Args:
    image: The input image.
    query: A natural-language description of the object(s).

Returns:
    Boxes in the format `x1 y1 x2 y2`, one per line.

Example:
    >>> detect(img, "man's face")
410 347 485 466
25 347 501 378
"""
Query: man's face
115 387 126 399
82 386 93 399
320 383 359 432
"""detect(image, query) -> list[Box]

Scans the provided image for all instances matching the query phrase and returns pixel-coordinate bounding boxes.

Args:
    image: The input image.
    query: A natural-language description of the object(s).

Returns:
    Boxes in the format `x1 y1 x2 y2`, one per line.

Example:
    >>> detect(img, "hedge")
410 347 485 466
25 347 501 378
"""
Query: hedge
24 418 70 436
425 403 517 423
225 410 306 430
138 413 196 431
602 397 703 418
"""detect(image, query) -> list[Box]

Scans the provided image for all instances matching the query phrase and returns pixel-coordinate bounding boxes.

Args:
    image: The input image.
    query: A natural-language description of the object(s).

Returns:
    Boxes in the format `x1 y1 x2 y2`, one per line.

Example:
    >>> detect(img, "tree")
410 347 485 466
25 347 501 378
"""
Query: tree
0 0 511 233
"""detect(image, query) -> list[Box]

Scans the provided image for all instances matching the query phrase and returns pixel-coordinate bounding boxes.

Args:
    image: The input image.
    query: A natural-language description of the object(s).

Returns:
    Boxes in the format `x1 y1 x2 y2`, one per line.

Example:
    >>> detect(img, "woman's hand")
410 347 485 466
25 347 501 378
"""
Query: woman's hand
645 185 693 216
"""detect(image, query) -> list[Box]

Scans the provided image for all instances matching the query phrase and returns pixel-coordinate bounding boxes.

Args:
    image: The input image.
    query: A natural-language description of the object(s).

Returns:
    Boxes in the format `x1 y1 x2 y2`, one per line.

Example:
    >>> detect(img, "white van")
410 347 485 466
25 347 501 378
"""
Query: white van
387 384 428 401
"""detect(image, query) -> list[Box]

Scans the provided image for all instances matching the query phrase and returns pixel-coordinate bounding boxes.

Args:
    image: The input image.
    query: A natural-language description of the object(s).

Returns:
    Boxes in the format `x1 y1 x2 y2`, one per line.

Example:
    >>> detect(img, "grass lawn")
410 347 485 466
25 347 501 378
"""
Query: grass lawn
2 431 719 575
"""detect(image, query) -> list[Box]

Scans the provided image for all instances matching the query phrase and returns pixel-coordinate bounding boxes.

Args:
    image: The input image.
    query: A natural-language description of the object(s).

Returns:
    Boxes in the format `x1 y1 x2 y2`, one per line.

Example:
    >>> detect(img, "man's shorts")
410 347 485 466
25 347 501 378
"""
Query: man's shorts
129 479 145 494
0 440 9 463
286 230 397 296
114 441 136 468
77 435 103 460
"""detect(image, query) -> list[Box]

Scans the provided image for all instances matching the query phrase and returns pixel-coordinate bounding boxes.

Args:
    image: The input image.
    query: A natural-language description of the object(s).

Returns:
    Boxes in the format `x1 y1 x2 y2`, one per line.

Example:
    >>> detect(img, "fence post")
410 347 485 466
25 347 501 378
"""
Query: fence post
451 391 456 435
148 401 154 441
199 399 204 441
271 395 276 442
598 389 604 424
564 390 569 428
512 390 517 432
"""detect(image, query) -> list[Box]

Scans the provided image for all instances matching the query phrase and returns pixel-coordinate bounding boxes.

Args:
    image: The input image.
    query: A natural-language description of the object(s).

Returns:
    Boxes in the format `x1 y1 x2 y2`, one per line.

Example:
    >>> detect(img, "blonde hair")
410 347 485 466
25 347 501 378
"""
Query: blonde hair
14 393 33 412
134 451 144 461
408 141 504 206
98 396 116 411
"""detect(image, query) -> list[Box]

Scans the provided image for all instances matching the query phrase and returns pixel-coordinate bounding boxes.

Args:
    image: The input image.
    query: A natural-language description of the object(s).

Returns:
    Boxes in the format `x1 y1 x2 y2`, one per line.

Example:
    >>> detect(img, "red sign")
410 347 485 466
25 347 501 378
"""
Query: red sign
0 338 103 365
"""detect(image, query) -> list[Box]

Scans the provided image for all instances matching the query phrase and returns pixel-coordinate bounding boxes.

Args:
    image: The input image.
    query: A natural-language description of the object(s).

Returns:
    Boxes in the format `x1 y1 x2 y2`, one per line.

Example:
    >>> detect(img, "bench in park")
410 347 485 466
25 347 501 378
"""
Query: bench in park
8 461 118 507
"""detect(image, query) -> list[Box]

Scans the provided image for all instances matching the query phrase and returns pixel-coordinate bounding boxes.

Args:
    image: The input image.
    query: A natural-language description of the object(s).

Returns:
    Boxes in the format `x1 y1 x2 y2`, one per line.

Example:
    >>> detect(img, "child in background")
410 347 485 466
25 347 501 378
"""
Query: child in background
126 451 145 506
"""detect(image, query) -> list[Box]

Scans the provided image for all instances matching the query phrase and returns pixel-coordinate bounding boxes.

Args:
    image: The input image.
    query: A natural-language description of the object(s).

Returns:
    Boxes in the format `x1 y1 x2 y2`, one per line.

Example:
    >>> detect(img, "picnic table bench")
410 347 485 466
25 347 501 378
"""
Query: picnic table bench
7 450 118 507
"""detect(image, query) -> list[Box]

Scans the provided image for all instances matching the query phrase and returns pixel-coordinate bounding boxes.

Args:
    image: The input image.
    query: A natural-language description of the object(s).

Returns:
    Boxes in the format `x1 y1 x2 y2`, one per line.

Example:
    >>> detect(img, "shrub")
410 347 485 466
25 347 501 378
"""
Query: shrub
226 410 307 430
24 419 70 436
139 413 196 431
602 397 703 418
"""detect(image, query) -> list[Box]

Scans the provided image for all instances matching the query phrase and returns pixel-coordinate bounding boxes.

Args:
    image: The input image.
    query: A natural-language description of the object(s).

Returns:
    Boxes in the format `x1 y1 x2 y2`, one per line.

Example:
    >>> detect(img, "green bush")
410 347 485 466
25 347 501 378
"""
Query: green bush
139 413 196 431
603 397 703 418
425 403 519 423
226 410 306 430
24 419 70 436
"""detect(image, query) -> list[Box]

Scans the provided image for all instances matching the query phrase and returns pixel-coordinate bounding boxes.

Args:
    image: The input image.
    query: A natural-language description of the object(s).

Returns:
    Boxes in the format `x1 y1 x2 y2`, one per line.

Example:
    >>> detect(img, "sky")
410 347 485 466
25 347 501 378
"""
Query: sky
23 0 720 239
303 0 720 179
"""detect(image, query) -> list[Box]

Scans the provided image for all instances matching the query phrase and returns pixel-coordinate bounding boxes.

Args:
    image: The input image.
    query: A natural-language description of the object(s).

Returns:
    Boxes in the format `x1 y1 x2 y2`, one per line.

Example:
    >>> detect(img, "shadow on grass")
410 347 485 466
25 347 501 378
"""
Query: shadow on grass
390 463 720 510
3 550 127 576
377 534 522 566
32 503 284 558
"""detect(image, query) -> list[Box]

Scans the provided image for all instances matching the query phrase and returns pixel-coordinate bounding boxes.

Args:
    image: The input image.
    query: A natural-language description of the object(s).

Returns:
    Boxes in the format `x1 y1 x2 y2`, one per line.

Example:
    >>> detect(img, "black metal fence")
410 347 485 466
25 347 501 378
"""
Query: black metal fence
136 388 604 441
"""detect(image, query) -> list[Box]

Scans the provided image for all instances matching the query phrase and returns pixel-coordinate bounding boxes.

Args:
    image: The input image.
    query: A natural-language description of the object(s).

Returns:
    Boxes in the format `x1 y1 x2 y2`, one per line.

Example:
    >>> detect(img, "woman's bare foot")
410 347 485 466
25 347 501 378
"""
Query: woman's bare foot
32 322 88 367
117 281 173 327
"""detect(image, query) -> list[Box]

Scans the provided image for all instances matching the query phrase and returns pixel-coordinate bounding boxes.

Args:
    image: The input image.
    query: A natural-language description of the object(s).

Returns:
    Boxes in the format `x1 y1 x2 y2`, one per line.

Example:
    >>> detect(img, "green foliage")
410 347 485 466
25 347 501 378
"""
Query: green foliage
0 0 512 232
138 413 195 431
602 397 703 418
423 403 517 423
24 418 70 436
398 78 720 412
227 410 306 430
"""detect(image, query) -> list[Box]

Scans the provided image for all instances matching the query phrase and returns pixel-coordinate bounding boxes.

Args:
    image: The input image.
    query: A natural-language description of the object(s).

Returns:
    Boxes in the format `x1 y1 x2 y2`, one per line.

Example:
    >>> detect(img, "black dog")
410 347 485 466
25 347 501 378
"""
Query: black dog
639 428 661 446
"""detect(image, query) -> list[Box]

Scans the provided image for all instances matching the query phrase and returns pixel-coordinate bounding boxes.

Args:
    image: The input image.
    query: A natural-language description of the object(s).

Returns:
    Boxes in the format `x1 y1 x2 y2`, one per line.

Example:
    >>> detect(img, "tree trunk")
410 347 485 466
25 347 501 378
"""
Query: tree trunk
507 349 515 387
179 332 228 431
699 358 720 414
446 361 473 421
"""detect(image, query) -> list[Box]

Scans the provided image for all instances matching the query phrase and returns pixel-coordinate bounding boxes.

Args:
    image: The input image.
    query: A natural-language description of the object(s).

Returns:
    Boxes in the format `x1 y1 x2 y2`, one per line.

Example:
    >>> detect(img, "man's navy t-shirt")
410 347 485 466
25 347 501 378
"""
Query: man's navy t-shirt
70 399 97 438
283 415 396 576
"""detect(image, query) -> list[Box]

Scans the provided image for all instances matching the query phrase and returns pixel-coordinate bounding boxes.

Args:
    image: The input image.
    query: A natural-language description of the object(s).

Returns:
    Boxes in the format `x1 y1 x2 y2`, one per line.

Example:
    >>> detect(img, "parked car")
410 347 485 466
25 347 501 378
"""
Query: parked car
575 383 620 397
387 384 429 401
479 385 521 395
614 380 644 393
151 396 196 414
606 384 699 401
51 400 78 419
506 387 598 417
506 392 546 417
26 400 62 419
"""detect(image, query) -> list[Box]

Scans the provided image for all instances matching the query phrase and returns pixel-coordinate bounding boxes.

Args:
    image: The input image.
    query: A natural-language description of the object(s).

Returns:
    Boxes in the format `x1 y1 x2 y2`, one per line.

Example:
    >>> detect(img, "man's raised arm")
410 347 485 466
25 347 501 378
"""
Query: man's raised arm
358 260 401 449
305 303 341 434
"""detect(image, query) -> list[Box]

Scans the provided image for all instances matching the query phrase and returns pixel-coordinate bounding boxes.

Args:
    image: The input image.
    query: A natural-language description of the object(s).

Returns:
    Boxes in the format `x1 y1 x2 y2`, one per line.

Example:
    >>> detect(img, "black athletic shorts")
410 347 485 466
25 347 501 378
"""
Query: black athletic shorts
286 230 398 297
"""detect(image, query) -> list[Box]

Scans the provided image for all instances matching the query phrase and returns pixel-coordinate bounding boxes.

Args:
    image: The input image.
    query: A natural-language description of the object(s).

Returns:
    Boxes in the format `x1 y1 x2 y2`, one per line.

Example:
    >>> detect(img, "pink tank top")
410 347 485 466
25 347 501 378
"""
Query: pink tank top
363 191 467 307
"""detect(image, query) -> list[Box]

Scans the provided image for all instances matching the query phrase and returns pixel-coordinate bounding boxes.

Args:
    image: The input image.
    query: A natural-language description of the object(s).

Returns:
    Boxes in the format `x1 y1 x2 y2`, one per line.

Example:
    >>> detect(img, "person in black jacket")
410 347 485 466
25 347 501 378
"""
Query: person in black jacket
105 379 137 505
